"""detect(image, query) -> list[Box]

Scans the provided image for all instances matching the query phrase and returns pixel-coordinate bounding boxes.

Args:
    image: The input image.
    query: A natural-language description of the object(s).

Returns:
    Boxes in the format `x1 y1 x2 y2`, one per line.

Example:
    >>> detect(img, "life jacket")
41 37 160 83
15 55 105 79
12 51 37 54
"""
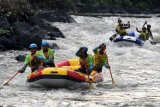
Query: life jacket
140 31 147 41
79 54 93 69
27 54 42 67
37 48 55 59
116 27 127 36
36 48 55 67
94 52 107 67
116 22 123 32
119 29 127 36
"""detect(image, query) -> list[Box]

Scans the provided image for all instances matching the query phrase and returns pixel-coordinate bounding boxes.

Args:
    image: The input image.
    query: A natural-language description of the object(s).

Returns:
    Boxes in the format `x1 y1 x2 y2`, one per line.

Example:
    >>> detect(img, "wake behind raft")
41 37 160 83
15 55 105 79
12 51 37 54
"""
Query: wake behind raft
112 31 145 46
27 59 99 88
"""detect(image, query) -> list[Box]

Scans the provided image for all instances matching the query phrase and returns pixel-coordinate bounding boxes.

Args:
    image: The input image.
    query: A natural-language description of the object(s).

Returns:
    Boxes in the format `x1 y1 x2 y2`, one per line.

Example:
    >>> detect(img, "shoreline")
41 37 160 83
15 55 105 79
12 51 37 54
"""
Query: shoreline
68 12 160 18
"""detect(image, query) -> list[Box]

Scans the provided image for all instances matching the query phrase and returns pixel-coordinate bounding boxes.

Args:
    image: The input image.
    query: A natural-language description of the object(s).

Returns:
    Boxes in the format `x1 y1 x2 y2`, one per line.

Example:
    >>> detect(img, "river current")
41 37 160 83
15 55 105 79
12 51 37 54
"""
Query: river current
0 16 160 107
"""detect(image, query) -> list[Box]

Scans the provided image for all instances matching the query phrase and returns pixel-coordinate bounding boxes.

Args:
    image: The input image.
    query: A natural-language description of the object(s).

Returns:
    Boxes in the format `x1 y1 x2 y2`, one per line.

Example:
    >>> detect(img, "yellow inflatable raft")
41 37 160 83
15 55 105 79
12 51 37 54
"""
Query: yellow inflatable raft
27 59 99 88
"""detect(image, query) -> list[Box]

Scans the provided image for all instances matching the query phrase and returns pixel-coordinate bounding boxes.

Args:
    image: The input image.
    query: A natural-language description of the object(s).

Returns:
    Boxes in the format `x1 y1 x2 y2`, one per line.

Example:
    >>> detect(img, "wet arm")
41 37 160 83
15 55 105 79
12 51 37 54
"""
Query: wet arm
148 30 155 42
93 47 99 54
104 52 110 69
44 56 54 64
142 22 147 28
103 58 109 69
22 55 30 72
116 26 119 33
124 21 130 29
87 55 94 73
35 56 46 62
45 50 55 63
136 28 141 33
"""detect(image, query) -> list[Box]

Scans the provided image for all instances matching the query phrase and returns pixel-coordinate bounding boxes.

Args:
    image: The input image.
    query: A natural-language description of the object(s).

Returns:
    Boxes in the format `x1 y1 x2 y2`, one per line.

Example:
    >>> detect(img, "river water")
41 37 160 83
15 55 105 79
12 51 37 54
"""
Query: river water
0 16 160 107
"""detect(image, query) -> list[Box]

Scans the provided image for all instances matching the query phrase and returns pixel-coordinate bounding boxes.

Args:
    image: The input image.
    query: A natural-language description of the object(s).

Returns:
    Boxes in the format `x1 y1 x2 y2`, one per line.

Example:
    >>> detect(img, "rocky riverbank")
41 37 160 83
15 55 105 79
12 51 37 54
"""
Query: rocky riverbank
0 10 75 50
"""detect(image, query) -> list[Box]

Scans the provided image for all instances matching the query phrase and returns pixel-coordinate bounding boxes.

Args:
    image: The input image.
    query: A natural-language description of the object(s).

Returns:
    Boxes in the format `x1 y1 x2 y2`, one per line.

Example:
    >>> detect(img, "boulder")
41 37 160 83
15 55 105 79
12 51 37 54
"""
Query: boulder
34 18 65 38
0 16 18 50
13 22 42 49
34 10 76 23
15 54 26 62
0 16 10 29
50 43 59 49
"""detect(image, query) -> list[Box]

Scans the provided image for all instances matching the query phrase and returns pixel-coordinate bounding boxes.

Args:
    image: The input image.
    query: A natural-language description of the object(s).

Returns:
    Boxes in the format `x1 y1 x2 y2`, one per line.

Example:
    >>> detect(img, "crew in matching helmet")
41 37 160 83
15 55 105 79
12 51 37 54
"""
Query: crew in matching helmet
75 46 94 74
19 43 42 73
36 41 55 67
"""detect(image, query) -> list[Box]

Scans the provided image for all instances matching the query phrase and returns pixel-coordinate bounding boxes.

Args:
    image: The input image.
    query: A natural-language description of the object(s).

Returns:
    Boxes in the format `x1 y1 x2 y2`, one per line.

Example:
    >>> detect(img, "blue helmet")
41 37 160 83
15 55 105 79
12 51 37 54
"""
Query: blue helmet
42 41 49 46
81 46 88 53
29 43 37 49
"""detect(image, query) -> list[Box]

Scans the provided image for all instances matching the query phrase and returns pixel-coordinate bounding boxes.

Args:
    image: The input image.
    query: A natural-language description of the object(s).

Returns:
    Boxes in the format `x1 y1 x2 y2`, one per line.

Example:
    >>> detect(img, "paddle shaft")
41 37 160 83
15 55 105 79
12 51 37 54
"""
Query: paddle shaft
3 71 19 86
104 51 115 84
108 65 114 83
3 61 29 86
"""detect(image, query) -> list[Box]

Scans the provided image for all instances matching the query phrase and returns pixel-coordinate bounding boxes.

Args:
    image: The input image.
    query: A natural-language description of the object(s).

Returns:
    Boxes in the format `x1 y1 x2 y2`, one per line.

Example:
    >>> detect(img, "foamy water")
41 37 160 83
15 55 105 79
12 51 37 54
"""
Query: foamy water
0 16 160 107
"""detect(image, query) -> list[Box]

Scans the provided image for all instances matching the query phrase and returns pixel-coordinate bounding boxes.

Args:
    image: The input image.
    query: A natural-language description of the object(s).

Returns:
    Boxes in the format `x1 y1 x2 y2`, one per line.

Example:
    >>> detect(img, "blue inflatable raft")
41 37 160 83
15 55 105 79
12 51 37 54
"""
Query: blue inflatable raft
113 32 144 46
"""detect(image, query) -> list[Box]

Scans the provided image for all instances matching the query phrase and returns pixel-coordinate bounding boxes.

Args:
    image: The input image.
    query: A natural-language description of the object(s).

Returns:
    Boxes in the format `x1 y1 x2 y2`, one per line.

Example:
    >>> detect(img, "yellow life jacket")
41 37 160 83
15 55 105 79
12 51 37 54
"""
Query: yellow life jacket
140 31 147 41
119 29 127 36
116 22 123 32
79 54 93 69
94 52 107 67
37 48 55 59
44 52 49 59
116 25 120 32
28 55 42 67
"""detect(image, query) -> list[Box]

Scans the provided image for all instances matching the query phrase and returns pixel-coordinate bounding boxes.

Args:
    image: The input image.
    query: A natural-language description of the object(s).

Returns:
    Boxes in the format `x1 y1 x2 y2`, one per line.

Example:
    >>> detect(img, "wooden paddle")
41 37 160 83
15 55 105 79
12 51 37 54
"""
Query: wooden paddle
104 51 116 85
2 61 28 86
2 71 20 86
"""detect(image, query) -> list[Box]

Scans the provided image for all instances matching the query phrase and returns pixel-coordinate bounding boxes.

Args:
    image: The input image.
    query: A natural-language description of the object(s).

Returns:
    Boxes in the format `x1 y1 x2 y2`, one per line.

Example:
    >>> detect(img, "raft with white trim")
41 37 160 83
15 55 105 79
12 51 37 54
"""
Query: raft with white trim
27 59 98 88
113 31 144 46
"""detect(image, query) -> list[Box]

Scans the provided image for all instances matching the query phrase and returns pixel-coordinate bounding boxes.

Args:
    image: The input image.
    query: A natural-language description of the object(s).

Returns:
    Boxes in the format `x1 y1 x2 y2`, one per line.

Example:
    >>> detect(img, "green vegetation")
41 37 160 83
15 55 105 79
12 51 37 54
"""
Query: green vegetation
0 29 10 34
0 0 160 13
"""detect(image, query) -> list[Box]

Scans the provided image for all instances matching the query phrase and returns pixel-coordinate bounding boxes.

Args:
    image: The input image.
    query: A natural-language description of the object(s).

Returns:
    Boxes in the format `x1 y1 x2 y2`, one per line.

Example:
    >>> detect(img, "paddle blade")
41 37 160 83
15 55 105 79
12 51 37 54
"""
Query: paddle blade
89 85 95 90
3 81 9 86
112 80 116 86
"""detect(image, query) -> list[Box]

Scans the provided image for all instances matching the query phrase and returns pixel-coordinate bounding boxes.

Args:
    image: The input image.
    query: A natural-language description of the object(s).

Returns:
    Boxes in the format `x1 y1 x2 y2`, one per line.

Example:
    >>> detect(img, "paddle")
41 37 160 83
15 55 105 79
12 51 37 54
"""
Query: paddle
2 62 28 86
108 64 116 85
2 71 19 86
149 40 157 45
104 51 116 85
109 33 117 41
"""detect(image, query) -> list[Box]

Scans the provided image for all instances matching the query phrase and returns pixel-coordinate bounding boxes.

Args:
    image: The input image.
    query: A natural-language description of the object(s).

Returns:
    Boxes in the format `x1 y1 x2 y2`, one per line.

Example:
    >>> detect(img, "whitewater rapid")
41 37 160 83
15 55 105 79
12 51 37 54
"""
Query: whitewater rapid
0 16 160 107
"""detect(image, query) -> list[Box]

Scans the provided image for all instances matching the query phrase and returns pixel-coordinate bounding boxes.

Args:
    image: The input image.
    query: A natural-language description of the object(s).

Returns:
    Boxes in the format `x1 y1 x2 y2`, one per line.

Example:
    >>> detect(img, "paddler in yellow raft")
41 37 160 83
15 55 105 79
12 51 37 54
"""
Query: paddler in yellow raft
19 41 56 73
36 41 56 67
75 46 94 75
19 43 43 73
92 43 111 82
75 44 114 83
